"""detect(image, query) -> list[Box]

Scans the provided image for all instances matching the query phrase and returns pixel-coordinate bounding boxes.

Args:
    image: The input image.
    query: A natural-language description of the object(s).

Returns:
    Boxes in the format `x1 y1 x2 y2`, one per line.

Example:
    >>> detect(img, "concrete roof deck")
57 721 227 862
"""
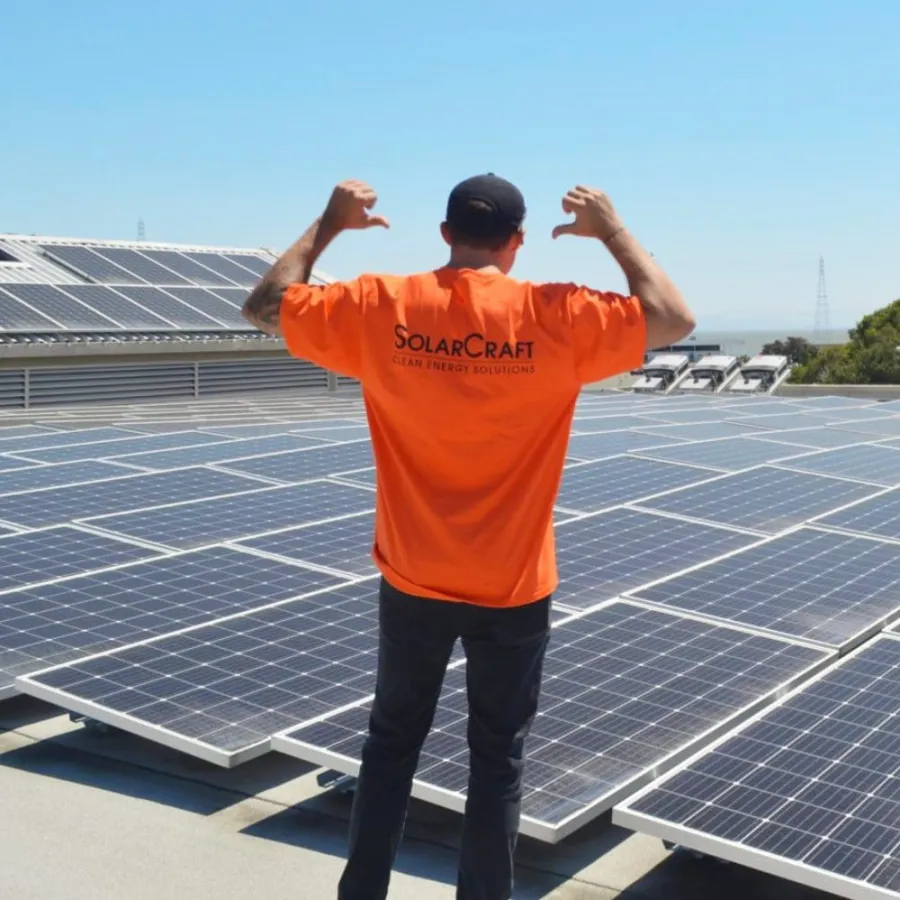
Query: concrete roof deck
2 695 832 899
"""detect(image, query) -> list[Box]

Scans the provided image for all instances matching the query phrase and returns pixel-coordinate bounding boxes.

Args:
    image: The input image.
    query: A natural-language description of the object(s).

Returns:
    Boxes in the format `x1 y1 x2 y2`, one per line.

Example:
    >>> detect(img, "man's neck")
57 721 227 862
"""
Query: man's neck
445 249 503 274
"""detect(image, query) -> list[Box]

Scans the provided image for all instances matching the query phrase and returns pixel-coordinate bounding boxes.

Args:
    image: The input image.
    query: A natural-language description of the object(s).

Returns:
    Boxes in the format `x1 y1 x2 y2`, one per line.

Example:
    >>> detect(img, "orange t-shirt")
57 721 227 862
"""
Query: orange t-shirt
281 267 646 607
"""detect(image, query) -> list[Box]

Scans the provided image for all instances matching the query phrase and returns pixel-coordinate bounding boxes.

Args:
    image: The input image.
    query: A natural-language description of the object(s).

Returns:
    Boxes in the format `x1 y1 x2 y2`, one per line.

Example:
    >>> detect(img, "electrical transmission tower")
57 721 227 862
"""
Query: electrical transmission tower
137 218 146 241
815 256 830 342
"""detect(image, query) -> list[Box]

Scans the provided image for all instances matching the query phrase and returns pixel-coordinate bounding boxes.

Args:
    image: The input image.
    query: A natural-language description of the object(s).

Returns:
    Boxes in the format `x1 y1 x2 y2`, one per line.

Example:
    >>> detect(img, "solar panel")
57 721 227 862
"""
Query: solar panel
632 436 815 472
215 441 375 484
206 287 250 308
291 425 371 443
552 508 759 610
614 634 900 899
82 480 376 549
41 245 140 283
0 467 262 528
236 512 375 576
775 443 900 486
633 422 765 442
815 488 900 541
0 286 62 330
137 250 235 286
723 413 829 430
113 286 224 329
11 430 225 465
158 286 248 328
630 527 900 648
634 466 879 534
792 396 878 408
199 423 312 439
0 425 138 454
0 526 162 594
752 427 873 450
184 252 262 286
0 546 348 697
222 253 272 277
109 433 324 471
0 456 32 473
639 408 737 425
566 431 686 461
3 283 120 330
556 456 719 514
18 578 382 764
809 406 897 423
90 247 192 285
0 425 58 440
274 601 829 842
60 284 175 329
569 415 665 432
0 460 136 496
835 417 900 438
329 467 376 489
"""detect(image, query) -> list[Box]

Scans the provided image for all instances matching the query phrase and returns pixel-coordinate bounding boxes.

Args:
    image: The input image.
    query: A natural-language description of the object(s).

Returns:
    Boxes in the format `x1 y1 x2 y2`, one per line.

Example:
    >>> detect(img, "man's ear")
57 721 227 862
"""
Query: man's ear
439 222 453 247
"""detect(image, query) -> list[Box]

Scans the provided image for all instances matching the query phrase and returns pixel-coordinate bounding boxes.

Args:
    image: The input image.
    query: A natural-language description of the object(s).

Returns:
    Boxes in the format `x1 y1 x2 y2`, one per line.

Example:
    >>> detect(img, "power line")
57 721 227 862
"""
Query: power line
814 256 830 342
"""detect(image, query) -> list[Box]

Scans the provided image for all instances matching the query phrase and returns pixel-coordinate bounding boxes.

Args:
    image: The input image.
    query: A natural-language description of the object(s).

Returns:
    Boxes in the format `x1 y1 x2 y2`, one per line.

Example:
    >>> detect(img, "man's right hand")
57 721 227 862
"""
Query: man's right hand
551 186 624 242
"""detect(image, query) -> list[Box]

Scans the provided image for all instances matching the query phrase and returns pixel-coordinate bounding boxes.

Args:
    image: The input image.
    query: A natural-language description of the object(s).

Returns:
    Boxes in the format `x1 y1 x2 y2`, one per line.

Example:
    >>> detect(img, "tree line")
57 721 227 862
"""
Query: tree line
760 298 900 384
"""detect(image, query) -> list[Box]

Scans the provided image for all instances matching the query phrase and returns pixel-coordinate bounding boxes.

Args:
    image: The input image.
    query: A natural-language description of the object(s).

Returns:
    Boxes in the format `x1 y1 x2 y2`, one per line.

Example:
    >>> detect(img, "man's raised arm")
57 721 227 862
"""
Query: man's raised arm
552 185 696 349
242 180 389 336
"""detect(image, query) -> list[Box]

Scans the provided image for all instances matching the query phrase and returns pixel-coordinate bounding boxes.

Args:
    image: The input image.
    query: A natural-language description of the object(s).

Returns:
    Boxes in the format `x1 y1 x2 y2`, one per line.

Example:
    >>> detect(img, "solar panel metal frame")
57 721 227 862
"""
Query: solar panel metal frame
612 633 900 900
271 599 832 844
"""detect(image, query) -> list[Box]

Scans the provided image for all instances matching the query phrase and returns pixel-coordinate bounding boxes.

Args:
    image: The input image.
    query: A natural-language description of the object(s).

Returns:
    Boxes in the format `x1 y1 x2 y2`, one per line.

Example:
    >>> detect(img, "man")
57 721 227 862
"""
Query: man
242 174 695 899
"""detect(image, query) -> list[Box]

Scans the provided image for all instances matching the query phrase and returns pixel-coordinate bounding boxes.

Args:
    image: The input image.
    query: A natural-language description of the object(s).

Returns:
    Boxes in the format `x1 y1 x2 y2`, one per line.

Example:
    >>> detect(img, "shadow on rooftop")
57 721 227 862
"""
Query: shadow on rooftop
1 699 318 817
241 788 632 897
616 848 835 900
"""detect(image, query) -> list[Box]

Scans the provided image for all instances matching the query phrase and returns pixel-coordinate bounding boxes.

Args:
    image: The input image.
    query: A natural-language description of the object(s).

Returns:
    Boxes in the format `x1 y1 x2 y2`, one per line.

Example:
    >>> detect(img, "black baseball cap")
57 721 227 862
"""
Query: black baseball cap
445 173 526 245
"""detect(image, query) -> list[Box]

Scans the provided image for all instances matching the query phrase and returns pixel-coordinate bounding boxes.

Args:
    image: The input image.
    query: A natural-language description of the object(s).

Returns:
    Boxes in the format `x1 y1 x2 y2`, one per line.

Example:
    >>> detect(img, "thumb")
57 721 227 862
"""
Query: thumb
364 215 390 229
551 221 577 240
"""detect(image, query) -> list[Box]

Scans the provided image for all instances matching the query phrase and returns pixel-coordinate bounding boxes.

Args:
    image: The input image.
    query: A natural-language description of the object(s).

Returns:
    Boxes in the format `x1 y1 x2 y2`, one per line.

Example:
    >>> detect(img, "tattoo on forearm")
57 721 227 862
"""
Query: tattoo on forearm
242 283 284 329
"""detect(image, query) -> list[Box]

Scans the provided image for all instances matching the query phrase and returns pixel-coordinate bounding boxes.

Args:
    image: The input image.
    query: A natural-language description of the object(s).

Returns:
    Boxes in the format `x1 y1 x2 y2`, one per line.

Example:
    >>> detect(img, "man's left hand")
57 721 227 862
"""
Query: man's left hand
322 180 390 231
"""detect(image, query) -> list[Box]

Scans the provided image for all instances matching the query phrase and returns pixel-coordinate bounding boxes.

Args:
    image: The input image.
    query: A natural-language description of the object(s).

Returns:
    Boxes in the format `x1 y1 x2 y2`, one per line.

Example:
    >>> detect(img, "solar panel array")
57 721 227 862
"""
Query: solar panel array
0 236 330 338
6 388 900 890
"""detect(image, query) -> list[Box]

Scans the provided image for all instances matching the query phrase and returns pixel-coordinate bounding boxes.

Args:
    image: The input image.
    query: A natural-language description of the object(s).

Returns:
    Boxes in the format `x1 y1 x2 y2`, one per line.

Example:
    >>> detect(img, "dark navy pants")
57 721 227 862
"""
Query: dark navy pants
337 577 552 900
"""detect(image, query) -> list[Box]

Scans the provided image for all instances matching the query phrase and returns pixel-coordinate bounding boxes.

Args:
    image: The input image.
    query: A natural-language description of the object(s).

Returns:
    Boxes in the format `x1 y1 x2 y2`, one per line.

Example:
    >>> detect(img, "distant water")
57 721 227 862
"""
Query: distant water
687 329 849 357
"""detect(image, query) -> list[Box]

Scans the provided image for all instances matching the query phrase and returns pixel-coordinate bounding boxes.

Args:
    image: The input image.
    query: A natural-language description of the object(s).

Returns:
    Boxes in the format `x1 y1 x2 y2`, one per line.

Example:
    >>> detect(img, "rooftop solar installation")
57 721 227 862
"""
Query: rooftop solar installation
274 601 829 842
834 417 900 438
9 430 228 465
18 578 381 765
815 488 900 542
634 465 880 534
235 512 376 577
552 509 759 610
630 527 900 649
775 443 900 486
82 480 376 550
556 456 719 514
633 422 767 442
107 433 325 471
754 426 876 449
0 546 348 698
0 467 264 528
614 634 900 900
8 386 900 864
0 526 162 595
566 430 687 461
0 460 138 495
214 441 375 484
632 435 815 472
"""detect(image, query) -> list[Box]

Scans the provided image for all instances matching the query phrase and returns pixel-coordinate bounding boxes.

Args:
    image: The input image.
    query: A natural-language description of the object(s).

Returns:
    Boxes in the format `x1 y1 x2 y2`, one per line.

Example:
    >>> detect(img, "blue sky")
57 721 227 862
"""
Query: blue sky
3 0 898 331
